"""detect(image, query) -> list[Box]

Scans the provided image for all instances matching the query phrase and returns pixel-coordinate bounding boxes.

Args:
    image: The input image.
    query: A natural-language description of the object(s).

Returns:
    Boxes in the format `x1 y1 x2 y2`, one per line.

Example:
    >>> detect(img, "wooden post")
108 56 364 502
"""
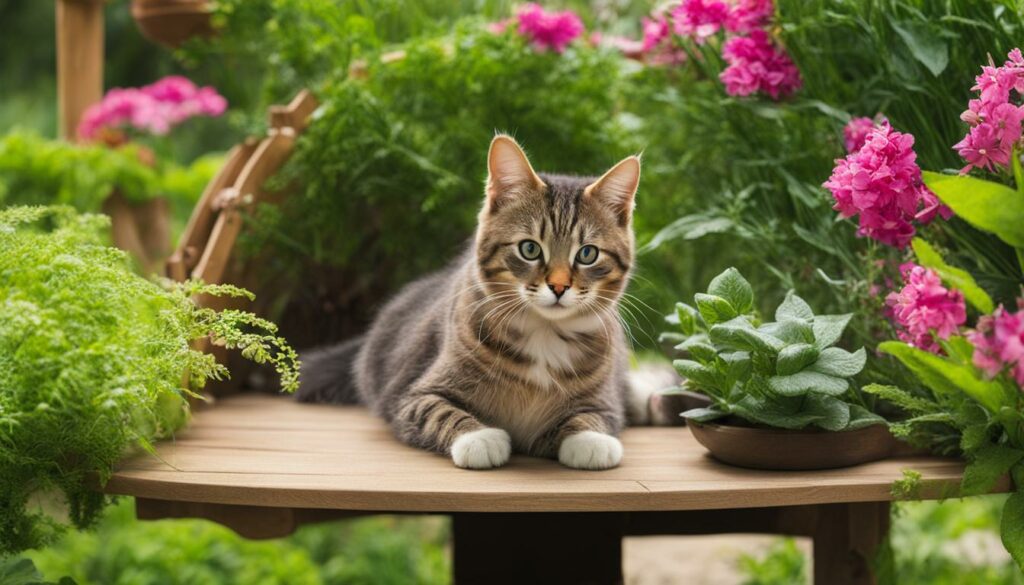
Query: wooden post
813 502 890 585
56 0 105 141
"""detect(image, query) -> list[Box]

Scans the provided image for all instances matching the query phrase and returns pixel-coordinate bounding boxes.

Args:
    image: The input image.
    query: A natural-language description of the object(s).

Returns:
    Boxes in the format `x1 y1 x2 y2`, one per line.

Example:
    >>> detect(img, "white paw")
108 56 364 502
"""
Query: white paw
558 431 623 470
451 428 512 469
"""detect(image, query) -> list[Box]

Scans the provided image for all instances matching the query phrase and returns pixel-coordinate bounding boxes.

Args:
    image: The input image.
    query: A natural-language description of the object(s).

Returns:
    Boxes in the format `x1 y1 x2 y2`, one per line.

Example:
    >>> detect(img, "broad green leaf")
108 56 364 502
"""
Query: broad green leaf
720 350 752 389
659 331 686 346
961 445 1023 495
923 171 1024 247
694 293 737 326
811 313 852 349
730 395 823 429
678 334 717 362
710 320 785 354
681 406 727 422
675 302 701 335
846 404 887 429
1001 491 1024 571
768 371 849 396
0 558 45 585
776 343 820 375
809 347 867 377
891 20 948 76
776 291 814 321
707 267 754 314
879 341 1013 413
804 394 852 431
674 359 720 391
912 238 994 313
759 319 814 345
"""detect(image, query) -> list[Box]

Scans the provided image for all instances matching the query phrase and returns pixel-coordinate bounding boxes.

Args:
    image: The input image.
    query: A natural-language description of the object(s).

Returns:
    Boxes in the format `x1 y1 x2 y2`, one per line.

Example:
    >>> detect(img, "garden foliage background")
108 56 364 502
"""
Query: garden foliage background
5 0 1024 582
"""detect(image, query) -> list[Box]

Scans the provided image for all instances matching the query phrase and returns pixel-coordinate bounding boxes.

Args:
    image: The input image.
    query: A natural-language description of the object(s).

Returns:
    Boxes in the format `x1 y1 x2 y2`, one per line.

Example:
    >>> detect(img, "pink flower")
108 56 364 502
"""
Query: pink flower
719 30 801 100
886 263 966 353
515 3 584 53
671 0 730 44
725 0 774 33
824 123 951 248
955 48 1024 174
641 15 672 52
969 302 1024 386
843 117 877 153
77 75 227 141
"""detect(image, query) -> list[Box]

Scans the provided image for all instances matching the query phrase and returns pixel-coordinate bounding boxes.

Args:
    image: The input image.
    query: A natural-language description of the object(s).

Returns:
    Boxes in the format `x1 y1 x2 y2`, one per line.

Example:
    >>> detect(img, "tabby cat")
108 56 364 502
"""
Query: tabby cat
297 135 643 470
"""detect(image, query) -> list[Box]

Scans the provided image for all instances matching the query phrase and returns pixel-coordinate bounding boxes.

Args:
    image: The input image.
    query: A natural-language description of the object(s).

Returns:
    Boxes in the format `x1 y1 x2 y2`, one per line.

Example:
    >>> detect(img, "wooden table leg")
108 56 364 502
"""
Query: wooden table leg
453 512 626 585
812 502 890 585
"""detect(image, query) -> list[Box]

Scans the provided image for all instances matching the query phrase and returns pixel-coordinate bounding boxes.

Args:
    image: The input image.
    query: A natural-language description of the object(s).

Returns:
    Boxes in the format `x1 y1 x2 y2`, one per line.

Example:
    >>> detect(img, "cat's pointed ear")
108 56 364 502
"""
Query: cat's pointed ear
585 155 640 226
486 135 543 211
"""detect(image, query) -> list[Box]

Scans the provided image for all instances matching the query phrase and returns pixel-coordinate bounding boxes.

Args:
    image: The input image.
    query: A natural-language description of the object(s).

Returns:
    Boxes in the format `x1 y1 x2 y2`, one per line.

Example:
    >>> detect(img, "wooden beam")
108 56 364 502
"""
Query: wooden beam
56 0 105 141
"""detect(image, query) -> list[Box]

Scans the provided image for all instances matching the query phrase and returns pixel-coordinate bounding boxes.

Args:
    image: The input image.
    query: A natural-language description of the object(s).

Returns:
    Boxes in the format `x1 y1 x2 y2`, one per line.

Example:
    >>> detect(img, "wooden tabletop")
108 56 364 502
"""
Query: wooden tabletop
105 395 997 513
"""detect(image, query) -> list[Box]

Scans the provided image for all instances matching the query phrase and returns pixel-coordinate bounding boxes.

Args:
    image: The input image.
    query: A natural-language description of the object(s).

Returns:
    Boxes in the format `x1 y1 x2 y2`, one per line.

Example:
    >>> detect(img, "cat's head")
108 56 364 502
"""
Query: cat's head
475 135 639 322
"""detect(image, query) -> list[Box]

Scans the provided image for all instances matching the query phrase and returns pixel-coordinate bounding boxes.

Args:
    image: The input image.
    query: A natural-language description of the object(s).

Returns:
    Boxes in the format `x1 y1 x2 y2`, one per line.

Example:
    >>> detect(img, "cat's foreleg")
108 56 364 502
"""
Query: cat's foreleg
538 410 623 470
393 390 511 470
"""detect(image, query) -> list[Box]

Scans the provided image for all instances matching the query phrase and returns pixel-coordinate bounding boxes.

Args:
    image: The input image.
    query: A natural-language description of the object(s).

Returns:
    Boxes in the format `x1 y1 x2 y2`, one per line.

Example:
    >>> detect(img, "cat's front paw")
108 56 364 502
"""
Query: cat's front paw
451 428 512 469
558 431 623 470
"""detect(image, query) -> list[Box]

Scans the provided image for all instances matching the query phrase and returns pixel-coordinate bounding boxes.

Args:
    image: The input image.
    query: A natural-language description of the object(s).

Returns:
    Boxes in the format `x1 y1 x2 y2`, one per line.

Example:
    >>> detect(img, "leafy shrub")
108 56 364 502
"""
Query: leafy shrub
0 130 219 213
20 499 450 585
664 268 883 430
0 206 298 555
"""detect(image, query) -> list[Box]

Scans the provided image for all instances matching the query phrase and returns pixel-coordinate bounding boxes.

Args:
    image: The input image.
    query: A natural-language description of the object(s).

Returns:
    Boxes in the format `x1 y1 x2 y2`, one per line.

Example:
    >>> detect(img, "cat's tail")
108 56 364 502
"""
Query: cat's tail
294 336 365 405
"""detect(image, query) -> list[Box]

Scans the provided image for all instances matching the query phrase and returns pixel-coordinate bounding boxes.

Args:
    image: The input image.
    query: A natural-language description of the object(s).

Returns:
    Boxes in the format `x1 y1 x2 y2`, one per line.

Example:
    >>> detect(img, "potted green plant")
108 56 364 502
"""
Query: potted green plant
661 267 894 470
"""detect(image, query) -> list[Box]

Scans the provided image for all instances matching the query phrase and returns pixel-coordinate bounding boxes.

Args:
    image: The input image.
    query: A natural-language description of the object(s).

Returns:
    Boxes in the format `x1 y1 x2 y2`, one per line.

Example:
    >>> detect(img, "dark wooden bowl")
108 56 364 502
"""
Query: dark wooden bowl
688 420 904 471
131 0 214 48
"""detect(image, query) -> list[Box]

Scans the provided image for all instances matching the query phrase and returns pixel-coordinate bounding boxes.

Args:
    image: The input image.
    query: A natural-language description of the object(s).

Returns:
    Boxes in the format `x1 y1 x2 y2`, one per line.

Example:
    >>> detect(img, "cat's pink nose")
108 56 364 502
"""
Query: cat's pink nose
548 283 568 298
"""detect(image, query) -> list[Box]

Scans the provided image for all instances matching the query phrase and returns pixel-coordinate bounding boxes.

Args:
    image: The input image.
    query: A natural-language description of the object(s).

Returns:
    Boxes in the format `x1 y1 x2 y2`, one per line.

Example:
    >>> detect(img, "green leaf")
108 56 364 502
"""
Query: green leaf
759 319 814 345
923 171 1024 247
694 293 737 326
0 558 45 585
879 341 1013 413
659 331 686 347
776 343 820 375
811 314 852 349
775 291 814 321
961 445 1024 496
674 359 720 391
710 319 785 354
678 334 717 362
911 238 994 313
804 394 852 431
730 395 821 429
675 302 701 335
1001 491 1024 572
891 20 948 76
768 371 849 397
809 347 867 377
681 406 727 422
862 383 940 415
846 404 887 429
707 267 754 315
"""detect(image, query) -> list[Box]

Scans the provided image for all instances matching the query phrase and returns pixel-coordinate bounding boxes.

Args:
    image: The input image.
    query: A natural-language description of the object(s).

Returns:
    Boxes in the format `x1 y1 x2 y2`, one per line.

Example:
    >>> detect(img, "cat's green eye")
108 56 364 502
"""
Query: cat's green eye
519 240 543 261
576 245 599 265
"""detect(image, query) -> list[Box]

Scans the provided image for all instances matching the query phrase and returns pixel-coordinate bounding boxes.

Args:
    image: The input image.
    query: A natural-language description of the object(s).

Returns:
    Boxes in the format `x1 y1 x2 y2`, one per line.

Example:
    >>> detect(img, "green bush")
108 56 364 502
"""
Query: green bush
0 130 221 214
0 206 297 555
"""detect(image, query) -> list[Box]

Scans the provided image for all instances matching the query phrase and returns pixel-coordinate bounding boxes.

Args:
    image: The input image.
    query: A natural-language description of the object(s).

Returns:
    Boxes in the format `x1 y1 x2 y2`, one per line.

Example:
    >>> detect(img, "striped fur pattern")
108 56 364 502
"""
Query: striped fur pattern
307 136 640 469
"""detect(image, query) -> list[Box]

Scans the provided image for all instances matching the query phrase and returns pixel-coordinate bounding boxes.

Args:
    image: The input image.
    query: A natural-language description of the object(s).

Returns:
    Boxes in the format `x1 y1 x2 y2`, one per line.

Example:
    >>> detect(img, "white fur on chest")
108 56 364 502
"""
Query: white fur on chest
514 312 600 389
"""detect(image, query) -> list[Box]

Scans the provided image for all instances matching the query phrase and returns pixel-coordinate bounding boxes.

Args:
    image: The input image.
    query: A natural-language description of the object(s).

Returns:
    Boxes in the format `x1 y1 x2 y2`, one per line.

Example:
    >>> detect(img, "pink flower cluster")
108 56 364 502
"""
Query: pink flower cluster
843 117 877 153
515 3 584 53
824 123 951 248
970 301 1024 386
78 76 227 141
886 263 966 353
719 29 801 99
665 0 799 100
954 49 1024 174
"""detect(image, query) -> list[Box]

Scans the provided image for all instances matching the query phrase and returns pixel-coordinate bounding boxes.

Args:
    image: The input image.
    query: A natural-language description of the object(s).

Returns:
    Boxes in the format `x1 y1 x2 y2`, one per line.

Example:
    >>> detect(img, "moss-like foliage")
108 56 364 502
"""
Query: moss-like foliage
0 206 298 555
0 130 219 212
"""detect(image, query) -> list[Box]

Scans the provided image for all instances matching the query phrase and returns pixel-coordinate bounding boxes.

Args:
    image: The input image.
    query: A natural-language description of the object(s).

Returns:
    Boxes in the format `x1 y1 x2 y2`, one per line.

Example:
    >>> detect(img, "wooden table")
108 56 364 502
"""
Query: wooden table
105 395 1000 584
